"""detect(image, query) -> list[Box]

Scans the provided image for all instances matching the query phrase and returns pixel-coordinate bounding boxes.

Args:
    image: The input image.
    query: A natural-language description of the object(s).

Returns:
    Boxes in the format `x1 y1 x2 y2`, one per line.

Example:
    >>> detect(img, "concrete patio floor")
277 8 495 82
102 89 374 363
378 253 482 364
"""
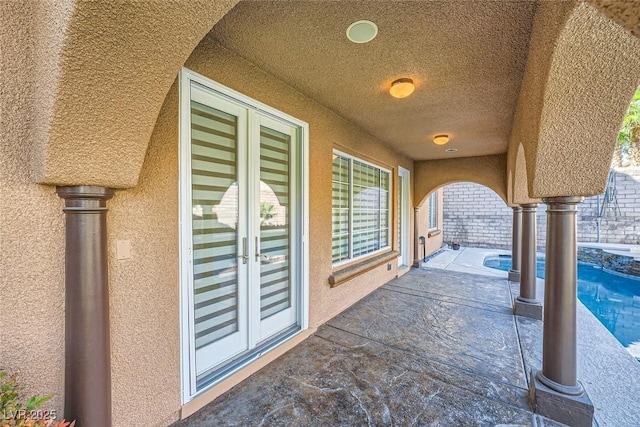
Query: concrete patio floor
173 264 636 427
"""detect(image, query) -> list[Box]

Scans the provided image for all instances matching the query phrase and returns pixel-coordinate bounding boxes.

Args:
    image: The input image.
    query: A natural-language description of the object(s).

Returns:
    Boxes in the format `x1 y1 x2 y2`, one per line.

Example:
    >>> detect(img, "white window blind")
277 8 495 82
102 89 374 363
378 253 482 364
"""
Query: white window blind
259 126 291 320
428 192 438 230
332 152 390 264
190 100 240 350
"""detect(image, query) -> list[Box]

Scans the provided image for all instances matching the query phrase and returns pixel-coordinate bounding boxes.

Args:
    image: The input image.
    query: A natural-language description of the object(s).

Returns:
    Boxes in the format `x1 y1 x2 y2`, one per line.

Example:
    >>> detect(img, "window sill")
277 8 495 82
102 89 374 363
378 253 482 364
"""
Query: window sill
428 229 441 238
328 250 399 288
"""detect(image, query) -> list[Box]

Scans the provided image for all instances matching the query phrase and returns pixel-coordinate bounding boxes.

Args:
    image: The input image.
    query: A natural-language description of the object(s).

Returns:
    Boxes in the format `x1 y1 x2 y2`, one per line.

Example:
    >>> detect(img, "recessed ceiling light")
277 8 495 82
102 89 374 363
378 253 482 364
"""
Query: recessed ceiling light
433 134 450 145
346 20 378 44
389 78 415 98
445 148 458 152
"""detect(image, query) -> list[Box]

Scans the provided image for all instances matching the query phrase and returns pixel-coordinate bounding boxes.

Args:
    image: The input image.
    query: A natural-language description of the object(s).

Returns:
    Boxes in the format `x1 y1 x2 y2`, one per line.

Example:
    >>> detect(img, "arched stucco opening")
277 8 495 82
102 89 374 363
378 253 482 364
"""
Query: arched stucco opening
511 1 640 199
414 154 508 208
511 143 539 205
32 0 241 187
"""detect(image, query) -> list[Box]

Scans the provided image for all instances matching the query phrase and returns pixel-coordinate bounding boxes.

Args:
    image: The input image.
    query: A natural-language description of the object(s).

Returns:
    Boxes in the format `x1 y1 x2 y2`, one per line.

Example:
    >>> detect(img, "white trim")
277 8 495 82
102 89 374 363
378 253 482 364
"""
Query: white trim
398 167 411 268
182 68 307 129
300 123 310 330
428 192 438 231
179 69 194 403
331 149 392 267
179 68 309 404
332 148 391 174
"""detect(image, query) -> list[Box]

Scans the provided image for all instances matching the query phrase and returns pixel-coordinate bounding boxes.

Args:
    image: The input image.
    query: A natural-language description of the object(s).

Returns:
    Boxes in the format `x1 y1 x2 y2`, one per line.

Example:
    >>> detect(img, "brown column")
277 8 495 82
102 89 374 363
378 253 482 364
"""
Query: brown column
530 196 593 427
57 186 114 427
514 204 542 319
508 206 522 282
537 197 583 393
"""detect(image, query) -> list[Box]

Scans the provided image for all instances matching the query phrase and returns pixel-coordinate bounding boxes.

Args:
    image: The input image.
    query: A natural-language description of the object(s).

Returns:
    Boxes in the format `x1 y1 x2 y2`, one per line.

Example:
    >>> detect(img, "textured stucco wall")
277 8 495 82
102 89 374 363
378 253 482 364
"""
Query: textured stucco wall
414 154 508 207
107 84 184 426
531 2 640 197
589 0 640 38
185 35 413 327
414 189 444 261
506 0 573 203
0 0 68 416
507 1 640 199
36 0 240 188
103 36 414 425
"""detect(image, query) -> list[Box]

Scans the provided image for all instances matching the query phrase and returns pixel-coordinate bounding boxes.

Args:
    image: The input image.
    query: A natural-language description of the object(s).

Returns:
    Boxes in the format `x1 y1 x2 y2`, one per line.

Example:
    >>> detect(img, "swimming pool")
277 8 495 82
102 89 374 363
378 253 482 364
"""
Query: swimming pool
484 255 640 361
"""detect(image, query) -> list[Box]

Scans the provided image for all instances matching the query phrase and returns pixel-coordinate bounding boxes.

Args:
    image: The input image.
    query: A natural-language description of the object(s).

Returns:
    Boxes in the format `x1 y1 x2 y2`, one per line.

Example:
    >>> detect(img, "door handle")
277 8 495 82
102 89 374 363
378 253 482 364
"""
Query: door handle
238 237 248 264
255 236 260 262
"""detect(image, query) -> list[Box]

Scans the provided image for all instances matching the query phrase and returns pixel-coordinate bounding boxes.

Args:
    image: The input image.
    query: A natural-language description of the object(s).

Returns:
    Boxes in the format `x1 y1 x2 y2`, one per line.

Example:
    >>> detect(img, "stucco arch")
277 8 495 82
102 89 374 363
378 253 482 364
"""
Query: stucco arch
524 2 640 198
34 0 240 188
414 154 508 207
511 143 538 205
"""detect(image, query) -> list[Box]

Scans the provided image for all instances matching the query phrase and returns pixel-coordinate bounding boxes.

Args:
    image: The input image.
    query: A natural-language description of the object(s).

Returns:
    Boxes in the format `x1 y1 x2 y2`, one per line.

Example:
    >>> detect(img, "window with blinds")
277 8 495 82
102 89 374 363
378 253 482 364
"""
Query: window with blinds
428 192 438 230
332 152 390 264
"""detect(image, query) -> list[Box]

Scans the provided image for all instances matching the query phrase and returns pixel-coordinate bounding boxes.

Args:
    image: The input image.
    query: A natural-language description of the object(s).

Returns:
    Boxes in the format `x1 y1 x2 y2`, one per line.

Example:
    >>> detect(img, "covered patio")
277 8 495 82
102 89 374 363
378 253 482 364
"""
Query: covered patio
173 266 640 426
3 2 640 426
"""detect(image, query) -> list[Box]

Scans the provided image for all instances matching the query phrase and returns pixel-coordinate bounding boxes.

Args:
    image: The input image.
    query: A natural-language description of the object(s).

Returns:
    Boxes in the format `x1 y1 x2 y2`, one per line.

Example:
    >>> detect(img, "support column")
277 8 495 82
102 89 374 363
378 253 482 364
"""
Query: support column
508 206 522 282
529 197 593 427
57 186 114 427
514 204 542 320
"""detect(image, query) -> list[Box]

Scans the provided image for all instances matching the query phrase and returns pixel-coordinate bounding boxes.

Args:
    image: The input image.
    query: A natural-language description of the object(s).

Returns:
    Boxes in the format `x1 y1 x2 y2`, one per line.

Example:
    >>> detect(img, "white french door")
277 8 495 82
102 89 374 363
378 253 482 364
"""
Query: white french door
398 167 411 268
180 69 308 401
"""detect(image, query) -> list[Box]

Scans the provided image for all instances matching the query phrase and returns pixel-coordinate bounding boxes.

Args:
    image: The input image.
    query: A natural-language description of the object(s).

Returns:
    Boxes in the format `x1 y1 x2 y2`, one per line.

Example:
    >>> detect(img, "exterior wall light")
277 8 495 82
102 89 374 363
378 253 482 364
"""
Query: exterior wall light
433 134 449 145
389 78 415 98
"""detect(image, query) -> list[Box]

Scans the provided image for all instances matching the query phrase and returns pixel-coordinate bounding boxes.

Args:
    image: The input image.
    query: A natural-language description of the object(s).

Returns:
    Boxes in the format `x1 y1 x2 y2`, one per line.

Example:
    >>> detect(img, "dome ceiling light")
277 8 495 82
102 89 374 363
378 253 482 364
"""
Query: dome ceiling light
433 134 450 145
389 78 415 98
346 20 378 44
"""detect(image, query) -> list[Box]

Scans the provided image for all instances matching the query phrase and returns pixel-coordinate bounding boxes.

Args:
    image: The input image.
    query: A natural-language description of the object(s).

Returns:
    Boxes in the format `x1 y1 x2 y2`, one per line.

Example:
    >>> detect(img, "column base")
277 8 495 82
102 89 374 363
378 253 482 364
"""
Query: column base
528 370 594 427
412 259 422 268
508 269 521 282
514 298 543 320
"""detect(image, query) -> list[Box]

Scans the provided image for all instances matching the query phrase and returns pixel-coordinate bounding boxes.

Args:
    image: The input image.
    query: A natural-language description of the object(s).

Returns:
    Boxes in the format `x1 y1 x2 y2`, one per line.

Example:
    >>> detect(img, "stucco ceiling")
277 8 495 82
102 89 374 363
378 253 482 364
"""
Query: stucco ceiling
209 0 537 161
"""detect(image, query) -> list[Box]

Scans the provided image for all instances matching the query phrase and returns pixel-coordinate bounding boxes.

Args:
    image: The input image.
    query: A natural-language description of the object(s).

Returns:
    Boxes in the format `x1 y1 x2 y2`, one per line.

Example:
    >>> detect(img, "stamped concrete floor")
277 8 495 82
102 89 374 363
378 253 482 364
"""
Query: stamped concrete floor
173 268 579 426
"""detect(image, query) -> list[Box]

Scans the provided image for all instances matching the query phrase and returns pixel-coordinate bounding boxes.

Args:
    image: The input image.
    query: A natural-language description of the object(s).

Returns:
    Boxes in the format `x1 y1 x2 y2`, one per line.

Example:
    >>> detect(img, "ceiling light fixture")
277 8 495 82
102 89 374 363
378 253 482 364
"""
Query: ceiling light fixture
433 134 450 145
346 20 378 43
389 78 415 98
445 148 458 153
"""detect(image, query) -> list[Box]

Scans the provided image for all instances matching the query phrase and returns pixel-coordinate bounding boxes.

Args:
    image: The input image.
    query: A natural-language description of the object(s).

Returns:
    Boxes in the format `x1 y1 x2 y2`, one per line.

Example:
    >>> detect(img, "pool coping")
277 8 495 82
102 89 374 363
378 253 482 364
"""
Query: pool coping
423 247 640 427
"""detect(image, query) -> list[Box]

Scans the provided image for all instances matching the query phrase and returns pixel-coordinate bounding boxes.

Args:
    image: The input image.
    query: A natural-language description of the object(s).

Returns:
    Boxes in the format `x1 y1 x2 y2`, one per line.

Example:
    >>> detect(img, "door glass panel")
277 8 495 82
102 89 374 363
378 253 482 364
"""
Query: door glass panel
190 100 239 349
259 126 291 320
398 174 403 263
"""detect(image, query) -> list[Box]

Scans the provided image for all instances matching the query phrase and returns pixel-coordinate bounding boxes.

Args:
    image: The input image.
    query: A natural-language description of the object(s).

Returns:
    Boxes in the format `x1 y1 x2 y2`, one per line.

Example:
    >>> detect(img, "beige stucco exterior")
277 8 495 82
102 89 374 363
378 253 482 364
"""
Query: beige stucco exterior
415 189 445 260
2 1 639 426
506 1 640 200
414 155 508 207
13 33 413 425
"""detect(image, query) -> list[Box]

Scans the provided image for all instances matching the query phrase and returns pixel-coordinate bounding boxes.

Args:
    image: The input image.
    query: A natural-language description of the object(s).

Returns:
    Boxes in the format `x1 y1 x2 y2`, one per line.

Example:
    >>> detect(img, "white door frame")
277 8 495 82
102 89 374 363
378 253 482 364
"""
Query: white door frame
398 167 411 268
179 68 309 403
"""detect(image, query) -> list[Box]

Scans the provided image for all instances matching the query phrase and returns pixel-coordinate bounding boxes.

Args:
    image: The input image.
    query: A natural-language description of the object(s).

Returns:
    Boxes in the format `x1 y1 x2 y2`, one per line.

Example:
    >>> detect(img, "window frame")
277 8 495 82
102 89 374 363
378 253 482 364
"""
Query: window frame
331 149 392 267
428 191 438 231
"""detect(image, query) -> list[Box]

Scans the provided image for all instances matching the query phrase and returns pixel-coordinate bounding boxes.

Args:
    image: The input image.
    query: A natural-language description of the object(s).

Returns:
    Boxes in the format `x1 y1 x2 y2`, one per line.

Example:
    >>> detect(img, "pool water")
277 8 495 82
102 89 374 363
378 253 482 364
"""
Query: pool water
484 255 640 361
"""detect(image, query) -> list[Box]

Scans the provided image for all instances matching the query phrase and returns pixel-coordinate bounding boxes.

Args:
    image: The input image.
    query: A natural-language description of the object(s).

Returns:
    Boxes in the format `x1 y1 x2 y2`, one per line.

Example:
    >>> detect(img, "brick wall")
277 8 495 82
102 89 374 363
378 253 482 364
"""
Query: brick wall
443 167 640 248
